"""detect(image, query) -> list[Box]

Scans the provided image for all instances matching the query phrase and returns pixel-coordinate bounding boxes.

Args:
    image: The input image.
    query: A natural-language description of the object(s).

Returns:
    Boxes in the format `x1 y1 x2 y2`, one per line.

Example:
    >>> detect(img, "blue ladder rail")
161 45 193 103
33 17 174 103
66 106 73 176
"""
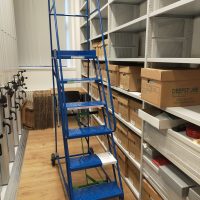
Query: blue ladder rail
48 0 124 199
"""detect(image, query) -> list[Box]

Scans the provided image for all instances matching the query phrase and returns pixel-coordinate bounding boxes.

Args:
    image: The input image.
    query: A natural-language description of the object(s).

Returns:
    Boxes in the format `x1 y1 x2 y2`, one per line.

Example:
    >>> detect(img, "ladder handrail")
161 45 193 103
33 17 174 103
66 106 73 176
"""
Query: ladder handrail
96 0 117 132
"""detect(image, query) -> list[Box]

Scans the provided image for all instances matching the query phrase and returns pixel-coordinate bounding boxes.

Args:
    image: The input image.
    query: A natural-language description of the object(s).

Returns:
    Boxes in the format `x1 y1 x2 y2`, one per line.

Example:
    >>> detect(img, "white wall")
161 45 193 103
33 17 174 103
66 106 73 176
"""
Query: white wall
0 0 18 86
14 0 81 90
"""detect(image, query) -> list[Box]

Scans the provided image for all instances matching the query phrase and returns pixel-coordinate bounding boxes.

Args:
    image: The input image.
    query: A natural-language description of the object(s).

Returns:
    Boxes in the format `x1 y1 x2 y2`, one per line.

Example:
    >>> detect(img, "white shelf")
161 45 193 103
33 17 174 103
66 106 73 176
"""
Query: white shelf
109 15 147 33
105 82 142 101
110 0 145 4
150 0 200 17
108 108 142 137
147 58 200 64
109 58 145 63
165 105 200 126
90 32 108 41
80 0 200 197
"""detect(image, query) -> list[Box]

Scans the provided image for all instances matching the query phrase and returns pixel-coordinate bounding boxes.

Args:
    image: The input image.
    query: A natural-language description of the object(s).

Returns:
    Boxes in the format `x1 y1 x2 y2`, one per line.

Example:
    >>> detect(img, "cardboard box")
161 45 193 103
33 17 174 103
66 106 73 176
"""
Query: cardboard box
129 99 142 130
116 147 127 176
116 122 129 150
100 39 109 58
127 159 140 191
92 41 101 57
119 66 141 91
91 83 99 100
141 68 200 108
82 61 89 76
118 95 130 122
142 179 163 200
112 91 119 113
101 63 107 82
109 65 120 86
128 130 141 162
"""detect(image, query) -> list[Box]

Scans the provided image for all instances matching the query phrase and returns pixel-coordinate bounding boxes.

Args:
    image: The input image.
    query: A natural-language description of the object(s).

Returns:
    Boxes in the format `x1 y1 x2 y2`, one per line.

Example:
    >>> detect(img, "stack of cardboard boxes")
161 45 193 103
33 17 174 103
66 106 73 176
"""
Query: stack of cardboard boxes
92 39 109 59
116 144 140 191
118 96 142 130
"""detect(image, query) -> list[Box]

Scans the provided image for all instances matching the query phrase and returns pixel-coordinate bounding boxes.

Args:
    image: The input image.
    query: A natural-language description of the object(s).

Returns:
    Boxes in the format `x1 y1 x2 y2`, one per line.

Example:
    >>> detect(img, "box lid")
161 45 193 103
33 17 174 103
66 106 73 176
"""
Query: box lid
141 68 200 81
188 187 200 200
118 96 129 106
160 165 197 197
109 64 119 72
119 66 141 74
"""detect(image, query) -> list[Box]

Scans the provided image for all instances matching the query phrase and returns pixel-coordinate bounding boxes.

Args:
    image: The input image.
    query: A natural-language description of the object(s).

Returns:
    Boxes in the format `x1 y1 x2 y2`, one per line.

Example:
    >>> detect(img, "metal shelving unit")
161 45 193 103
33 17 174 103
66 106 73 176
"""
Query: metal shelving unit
80 0 200 199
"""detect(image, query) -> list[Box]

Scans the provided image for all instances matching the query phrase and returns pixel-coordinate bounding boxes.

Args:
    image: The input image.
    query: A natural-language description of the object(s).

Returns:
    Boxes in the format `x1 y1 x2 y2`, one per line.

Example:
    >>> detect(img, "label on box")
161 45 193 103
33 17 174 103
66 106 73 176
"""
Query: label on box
130 152 136 159
131 120 136 126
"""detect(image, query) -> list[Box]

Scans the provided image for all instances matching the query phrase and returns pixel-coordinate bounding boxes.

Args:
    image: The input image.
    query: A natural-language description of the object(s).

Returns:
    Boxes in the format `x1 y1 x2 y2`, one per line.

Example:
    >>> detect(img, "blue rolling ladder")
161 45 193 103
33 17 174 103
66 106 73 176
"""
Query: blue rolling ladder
48 0 124 199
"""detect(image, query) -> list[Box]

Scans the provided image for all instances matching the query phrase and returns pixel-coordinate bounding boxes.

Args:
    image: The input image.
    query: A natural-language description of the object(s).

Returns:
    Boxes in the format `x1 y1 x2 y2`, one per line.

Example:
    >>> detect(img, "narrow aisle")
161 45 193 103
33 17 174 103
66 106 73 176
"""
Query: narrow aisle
17 120 136 200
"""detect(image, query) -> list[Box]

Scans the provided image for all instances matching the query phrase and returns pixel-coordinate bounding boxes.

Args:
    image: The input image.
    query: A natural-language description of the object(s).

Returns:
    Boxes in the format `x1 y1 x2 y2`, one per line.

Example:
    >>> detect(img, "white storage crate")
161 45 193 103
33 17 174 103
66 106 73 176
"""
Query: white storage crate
150 17 193 58
191 16 200 58
143 122 200 185
110 46 138 58
110 32 139 58
110 32 139 47
138 31 146 57
143 155 195 200
139 1 148 16
91 18 108 38
110 4 139 29
152 0 179 11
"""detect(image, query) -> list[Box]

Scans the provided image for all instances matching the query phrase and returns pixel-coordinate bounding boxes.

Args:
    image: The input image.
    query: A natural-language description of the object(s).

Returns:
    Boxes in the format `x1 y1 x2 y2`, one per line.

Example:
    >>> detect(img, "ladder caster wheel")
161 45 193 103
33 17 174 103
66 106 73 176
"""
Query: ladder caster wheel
51 153 56 167
89 147 94 154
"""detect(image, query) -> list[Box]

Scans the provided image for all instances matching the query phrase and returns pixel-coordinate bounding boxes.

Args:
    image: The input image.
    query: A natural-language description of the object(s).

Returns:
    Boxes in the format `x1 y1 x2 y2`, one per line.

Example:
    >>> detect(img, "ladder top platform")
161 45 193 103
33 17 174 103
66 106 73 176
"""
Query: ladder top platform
53 50 97 59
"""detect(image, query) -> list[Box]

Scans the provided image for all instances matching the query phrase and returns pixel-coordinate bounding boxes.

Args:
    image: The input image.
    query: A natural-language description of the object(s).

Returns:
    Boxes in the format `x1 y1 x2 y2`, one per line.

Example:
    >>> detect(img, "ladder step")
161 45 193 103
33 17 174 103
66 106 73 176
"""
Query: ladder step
62 77 100 83
73 182 123 200
70 152 117 172
65 101 105 110
67 126 112 139
55 50 96 59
